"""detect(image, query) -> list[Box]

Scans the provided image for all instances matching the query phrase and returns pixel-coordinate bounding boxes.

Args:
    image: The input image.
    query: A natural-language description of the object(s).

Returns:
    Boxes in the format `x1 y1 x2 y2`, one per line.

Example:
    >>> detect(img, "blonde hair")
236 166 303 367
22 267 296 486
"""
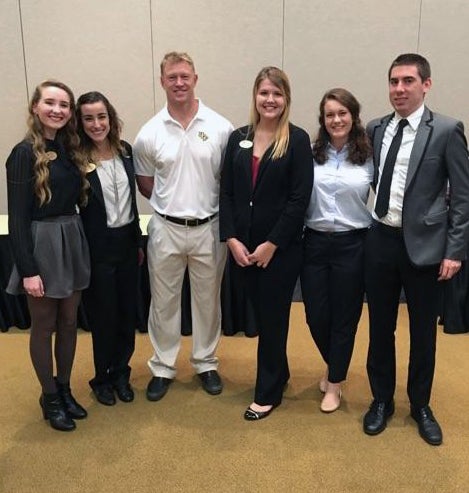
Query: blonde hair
160 51 195 75
249 67 291 160
26 80 89 206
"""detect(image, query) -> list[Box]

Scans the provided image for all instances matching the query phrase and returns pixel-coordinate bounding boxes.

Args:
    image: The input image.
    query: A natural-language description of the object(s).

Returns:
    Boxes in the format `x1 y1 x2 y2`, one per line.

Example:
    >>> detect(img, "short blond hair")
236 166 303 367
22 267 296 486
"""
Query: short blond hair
160 51 195 75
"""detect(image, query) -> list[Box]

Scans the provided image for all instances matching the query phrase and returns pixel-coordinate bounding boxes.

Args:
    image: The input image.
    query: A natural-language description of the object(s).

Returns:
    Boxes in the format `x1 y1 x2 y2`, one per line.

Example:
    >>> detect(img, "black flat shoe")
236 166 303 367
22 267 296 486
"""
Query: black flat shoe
198 370 223 395
411 405 442 446
114 382 134 403
146 377 172 401
93 386 116 406
244 404 276 421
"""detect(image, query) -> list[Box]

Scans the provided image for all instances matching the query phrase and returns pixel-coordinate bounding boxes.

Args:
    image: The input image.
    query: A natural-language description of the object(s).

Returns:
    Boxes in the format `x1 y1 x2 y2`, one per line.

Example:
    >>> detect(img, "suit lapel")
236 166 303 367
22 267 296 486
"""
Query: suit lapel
373 115 392 187
405 107 433 191
87 169 105 207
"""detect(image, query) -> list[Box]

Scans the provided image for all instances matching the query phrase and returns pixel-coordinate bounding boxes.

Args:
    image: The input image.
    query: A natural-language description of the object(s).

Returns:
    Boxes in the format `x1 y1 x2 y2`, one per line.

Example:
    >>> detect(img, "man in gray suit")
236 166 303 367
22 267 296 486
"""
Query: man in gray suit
363 53 469 445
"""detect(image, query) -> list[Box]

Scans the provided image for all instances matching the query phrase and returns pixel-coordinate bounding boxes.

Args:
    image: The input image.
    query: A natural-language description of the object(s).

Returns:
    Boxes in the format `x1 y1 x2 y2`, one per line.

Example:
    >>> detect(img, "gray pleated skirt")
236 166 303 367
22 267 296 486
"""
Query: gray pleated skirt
7 214 90 298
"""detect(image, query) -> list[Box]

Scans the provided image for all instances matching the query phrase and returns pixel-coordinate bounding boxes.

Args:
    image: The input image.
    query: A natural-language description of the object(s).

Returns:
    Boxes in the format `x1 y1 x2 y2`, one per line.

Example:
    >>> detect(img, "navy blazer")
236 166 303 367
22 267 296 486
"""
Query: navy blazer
220 124 313 251
367 107 469 266
80 141 143 261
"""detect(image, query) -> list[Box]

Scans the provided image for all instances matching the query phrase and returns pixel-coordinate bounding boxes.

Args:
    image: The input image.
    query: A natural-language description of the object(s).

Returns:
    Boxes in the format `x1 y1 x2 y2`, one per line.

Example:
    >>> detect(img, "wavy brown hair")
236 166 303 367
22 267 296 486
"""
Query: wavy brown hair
312 88 371 165
76 91 126 162
26 80 88 206
249 66 291 160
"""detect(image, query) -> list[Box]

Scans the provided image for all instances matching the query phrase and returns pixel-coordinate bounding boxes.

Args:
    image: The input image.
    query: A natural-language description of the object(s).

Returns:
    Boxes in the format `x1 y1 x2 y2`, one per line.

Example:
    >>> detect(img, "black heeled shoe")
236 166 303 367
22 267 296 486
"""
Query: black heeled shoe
39 393 76 431
55 378 87 419
244 404 278 421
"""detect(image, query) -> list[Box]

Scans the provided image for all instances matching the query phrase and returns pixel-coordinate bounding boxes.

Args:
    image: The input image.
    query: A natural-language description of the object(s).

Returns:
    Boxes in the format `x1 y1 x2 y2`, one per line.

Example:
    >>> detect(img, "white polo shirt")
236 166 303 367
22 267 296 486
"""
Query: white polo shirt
133 100 233 218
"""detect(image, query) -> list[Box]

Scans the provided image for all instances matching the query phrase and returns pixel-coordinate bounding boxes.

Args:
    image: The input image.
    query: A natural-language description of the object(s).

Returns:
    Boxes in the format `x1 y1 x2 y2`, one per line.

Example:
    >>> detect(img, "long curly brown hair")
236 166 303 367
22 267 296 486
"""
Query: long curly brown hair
26 80 89 206
312 88 371 165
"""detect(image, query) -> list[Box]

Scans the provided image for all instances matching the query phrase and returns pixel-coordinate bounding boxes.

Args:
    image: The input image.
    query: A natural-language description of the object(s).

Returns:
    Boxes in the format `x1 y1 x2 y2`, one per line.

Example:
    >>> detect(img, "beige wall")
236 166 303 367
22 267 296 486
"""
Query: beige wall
1 0 468 214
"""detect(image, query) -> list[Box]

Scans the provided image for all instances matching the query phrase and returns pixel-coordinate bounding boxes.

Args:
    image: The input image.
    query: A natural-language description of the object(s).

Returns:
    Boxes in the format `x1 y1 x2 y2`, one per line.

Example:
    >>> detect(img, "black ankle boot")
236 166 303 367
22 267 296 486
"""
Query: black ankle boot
39 393 76 431
55 378 87 419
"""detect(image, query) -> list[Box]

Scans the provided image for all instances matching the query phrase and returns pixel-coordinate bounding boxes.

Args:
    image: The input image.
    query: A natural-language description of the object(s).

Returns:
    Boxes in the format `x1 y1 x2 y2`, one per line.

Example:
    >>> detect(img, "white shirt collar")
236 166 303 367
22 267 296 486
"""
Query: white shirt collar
393 104 425 131
162 99 206 123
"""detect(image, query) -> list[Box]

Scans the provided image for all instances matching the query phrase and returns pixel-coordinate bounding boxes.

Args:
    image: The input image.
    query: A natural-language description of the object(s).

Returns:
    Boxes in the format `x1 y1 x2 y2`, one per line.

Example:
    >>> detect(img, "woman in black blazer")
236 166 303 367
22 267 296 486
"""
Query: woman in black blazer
77 92 143 406
220 67 313 420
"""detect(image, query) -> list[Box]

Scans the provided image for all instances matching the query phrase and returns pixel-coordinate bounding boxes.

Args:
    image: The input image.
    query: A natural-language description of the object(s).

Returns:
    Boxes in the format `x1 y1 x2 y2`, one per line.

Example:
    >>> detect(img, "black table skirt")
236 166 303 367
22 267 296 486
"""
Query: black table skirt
2 232 465 335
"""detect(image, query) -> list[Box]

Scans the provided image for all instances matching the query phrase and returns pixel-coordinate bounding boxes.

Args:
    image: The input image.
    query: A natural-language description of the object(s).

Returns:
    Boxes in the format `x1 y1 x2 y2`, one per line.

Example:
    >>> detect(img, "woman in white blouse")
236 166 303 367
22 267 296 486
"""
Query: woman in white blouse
301 88 373 413
77 92 144 406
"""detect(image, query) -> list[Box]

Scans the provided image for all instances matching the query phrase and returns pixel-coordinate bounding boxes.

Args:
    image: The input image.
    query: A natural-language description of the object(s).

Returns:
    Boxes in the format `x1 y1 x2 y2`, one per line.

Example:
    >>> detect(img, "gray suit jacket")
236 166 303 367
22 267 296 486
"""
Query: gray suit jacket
367 106 469 266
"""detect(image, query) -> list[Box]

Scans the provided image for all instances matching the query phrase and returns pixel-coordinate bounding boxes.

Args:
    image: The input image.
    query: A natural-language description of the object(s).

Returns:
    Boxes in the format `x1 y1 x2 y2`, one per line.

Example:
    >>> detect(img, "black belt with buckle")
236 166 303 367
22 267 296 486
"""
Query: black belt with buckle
156 211 217 227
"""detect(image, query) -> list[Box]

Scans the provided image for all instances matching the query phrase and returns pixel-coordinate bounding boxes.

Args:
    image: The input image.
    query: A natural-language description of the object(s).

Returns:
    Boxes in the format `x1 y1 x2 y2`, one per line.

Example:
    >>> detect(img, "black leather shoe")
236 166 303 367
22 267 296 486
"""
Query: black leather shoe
40 393 76 432
363 400 395 435
93 386 116 406
114 382 134 403
146 377 172 401
411 405 442 446
198 370 223 395
55 378 87 419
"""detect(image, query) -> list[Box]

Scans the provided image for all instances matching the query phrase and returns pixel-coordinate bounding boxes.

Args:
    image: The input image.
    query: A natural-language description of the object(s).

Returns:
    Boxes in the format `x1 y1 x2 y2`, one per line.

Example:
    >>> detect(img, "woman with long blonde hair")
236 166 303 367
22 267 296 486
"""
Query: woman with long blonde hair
6 80 90 431
220 67 313 420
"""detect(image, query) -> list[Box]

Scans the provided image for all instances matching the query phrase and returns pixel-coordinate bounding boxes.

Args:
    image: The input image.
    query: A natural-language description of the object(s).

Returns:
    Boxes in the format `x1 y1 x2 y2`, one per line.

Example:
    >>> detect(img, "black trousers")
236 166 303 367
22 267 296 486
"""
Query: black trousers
301 228 367 383
83 229 138 389
243 242 302 406
364 223 440 407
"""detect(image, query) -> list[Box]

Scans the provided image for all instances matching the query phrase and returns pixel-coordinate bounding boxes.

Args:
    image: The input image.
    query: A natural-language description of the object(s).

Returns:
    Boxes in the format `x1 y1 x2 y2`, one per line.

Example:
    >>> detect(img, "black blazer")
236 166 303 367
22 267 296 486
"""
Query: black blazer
80 141 143 261
220 124 313 251
367 107 469 266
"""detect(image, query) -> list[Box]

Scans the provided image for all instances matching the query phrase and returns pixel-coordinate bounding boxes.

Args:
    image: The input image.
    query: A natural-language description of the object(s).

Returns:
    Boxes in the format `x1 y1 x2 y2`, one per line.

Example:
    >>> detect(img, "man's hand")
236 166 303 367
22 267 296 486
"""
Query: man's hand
438 258 461 281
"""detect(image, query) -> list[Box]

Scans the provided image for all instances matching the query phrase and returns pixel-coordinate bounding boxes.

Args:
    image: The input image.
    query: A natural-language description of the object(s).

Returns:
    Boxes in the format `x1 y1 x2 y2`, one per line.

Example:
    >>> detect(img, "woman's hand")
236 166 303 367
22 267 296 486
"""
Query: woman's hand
23 275 45 297
227 238 252 267
247 241 277 269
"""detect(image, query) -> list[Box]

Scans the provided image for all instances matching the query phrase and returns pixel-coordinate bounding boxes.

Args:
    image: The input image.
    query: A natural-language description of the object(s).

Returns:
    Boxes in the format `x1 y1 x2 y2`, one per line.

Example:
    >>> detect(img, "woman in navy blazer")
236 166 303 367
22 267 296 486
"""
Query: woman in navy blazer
77 92 143 406
220 67 313 420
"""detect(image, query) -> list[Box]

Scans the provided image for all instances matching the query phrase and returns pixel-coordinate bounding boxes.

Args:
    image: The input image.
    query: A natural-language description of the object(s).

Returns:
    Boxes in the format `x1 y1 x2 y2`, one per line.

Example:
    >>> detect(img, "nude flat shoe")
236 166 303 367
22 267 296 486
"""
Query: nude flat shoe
320 388 342 413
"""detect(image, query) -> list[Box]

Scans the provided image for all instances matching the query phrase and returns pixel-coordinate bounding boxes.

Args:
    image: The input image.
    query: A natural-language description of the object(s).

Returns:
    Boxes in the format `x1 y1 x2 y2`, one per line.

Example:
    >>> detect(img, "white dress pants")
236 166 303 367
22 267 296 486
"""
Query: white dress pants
146 213 227 378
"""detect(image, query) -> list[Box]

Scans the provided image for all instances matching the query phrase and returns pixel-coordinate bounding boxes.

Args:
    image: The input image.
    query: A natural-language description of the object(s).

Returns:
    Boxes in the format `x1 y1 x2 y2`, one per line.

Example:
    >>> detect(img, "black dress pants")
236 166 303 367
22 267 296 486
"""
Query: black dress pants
244 242 302 406
364 223 440 407
301 228 367 383
83 229 138 389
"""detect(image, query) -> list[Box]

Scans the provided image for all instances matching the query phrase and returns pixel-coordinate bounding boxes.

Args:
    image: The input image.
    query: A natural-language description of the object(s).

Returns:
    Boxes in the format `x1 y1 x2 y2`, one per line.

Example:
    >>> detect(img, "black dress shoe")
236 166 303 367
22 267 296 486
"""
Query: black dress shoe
114 382 134 402
411 405 442 446
198 370 223 395
244 404 277 421
93 386 116 406
363 400 395 435
146 377 172 401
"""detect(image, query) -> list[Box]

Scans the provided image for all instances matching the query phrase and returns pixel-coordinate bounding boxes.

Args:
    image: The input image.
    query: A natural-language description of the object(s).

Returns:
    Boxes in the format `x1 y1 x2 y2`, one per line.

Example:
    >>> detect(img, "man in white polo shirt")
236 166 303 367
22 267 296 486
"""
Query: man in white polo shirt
133 51 233 401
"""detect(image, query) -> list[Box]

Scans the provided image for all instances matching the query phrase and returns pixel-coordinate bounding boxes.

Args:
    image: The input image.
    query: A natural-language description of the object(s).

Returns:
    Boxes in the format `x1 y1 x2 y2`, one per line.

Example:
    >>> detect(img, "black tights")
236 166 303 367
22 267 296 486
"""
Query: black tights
27 292 81 394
